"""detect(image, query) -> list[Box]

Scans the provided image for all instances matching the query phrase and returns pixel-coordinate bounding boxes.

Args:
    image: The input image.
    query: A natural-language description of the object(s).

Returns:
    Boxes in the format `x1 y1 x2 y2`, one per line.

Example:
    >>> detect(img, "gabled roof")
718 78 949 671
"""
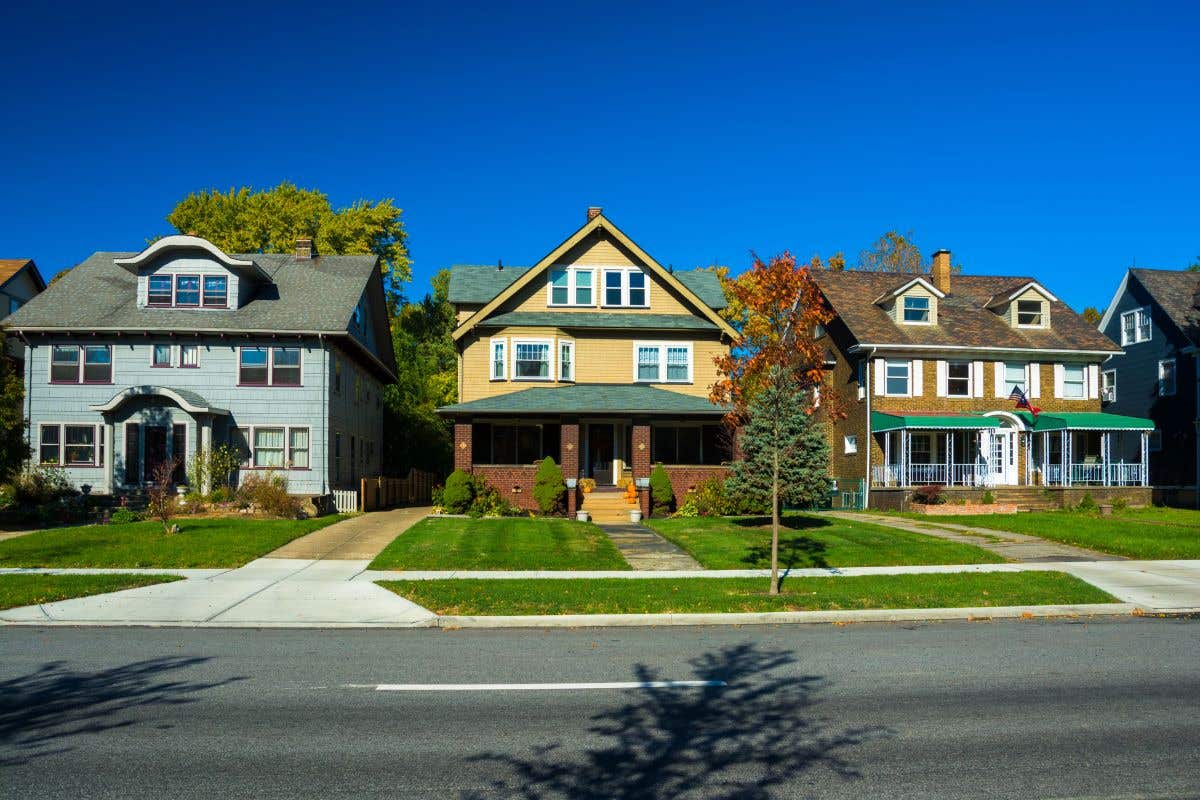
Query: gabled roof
438 383 728 416
450 213 737 341
983 280 1059 309
872 276 945 305
812 270 1120 355
1101 268 1200 346
0 259 45 292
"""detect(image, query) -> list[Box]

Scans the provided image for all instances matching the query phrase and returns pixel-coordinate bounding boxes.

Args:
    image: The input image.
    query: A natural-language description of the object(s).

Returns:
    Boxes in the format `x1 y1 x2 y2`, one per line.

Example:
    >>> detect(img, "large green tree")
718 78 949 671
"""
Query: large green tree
0 332 30 482
167 182 411 314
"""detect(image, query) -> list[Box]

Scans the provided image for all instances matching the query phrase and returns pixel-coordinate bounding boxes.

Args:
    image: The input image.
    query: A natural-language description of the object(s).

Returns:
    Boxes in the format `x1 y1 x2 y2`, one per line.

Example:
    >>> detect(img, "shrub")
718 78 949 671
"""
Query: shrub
466 476 520 518
981 490 995 505
108 507 143 524
911 484 945 505
209 485 234 504
532 456 566 515
237 471 303 518
1076 492 1098 512
672 498 700 518
187 445 242 493
431 484 446 511
441 469 475 514
690 477 731 517
10 465 76 506
146 458 181 534
579 477 596 493
0 485 13 511
1112 496 1129 511
649 463 674 516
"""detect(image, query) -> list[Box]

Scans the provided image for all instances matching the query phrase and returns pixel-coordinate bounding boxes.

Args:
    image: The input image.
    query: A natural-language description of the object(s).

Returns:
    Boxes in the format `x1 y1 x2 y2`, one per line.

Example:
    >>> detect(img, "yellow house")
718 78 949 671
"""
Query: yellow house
439 208 736 515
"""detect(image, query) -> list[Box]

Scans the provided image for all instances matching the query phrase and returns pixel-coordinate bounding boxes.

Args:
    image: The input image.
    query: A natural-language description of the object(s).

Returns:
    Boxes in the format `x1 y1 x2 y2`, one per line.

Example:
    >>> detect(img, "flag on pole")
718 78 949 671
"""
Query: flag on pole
1010 386 1040 417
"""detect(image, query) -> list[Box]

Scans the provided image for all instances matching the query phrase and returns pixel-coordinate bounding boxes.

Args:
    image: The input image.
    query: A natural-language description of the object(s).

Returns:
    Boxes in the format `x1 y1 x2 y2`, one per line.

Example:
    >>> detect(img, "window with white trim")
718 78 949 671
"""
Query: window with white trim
253 428 286 468
602 268 650 307
636 346 660 381
844 435 858 455
50 344 112 384
946 361 971 397
902 296 930 323
490 339 507 380
236 425 311 469
180 344 199 368
513 341 551 380
1158 359 1176 397
1101 369 1116 402
1016 300 1044 327
547 266 595 306
39 423 103 467
1004 362 1027 394
559 340 574 381
1062 364 1085 399
885 359 910 396
635 343 692 383
1120 307 1151 345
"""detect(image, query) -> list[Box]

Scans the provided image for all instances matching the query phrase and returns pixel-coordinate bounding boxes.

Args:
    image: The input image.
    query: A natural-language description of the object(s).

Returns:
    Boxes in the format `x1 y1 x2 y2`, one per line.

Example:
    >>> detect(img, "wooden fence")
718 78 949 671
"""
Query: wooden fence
358 468 439 512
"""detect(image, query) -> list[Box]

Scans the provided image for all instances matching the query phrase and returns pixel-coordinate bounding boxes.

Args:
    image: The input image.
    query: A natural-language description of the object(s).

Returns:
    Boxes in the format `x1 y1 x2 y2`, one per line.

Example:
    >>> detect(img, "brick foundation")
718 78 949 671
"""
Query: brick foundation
664 466 732 504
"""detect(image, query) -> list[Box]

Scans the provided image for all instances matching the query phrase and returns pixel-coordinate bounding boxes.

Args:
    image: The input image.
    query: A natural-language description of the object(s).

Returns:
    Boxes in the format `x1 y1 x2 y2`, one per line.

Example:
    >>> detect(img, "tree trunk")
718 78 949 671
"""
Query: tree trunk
769 452 780 595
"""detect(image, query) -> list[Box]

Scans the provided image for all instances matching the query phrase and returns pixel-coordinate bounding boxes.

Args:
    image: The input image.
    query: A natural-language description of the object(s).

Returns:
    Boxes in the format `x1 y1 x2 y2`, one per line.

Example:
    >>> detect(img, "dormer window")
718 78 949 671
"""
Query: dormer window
148 275 173 306
602 268 649 308
902 296 931 324
175 276 201 307
203 276 228 308
1016 299 1044 327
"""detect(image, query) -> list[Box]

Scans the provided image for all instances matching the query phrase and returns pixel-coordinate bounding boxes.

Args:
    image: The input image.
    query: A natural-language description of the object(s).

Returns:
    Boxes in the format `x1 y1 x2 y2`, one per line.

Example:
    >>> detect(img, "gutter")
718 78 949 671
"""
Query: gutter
863 346 875 509
847 343 1118 357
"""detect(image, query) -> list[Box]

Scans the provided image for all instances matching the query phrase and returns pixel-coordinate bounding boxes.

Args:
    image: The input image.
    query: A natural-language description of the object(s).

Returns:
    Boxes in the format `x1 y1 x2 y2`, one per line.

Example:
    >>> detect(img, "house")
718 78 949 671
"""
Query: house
812 252 1154 510
0 259 46 369
1097 268 1199 502
438 208 735 516
0 235 395 498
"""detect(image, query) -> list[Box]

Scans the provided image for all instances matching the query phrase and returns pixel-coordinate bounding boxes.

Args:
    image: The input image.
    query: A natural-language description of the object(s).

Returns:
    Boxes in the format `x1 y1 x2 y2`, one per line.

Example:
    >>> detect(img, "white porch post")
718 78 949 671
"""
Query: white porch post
103 419 115 494
945 432 952 486
900 430 909 487
1041 431 1048 486
1062 430 1071 487
1141 431 1149 487
1102 431 1111 487
883 432 892 486
200 418 213 495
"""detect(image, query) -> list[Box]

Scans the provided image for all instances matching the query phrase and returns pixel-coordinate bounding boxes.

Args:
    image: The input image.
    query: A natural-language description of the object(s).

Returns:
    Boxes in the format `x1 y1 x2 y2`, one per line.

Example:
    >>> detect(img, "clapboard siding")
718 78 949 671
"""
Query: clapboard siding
327 345 384 489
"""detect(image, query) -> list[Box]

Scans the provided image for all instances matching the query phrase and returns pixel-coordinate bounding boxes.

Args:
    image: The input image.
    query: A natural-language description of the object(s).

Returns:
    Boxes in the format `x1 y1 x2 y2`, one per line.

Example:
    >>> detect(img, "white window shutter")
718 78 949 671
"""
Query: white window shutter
911 360 923 396
935 360 947 397
1053 363 1064 398
1087 364 1099 399
973 361 985 397
993 361 1005 397
1029 363 1040 398
874 359 885 396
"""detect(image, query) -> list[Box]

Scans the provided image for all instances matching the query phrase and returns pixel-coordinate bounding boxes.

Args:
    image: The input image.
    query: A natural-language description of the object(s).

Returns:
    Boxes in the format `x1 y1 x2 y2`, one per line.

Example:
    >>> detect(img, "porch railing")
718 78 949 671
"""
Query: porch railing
872 463 990 487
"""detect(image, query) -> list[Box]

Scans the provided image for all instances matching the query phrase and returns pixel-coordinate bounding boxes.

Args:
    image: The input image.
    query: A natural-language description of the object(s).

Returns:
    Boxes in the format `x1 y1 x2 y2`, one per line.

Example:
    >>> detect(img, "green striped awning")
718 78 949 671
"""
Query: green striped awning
870 411 1002 433
1014 411 1155 431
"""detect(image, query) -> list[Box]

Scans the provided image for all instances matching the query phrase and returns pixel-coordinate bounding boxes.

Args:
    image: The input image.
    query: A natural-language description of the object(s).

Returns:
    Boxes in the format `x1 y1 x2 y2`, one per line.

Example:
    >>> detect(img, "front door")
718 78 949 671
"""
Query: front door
145 427 168 484
990 430 1018 486
588 424 614 484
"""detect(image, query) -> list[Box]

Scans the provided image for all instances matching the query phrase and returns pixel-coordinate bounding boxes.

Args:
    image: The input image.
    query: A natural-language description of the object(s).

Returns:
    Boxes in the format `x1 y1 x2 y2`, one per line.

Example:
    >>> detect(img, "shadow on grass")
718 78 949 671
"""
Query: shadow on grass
462 643 887 799
0 656 242 766
733 515 833 532
742 537 830 570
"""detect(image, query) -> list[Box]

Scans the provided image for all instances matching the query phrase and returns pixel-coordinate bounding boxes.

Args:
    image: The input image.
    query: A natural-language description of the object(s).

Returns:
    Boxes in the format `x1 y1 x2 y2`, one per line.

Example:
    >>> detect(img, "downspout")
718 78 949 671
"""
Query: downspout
863 346 876 509
320 334 328 496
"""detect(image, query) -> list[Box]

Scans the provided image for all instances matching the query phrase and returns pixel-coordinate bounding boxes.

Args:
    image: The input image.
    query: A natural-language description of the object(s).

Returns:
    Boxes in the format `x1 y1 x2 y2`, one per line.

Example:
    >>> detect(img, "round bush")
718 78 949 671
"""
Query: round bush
442 469 475 514
532 456 566 515
649 463 674 515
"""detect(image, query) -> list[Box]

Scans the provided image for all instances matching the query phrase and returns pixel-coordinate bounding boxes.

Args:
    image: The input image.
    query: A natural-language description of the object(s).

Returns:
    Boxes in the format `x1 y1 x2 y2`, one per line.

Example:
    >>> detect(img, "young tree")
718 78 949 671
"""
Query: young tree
1081 306 1102 325
146 457 181 534
0 332 30 483
712 252 837 594
856 230 963 274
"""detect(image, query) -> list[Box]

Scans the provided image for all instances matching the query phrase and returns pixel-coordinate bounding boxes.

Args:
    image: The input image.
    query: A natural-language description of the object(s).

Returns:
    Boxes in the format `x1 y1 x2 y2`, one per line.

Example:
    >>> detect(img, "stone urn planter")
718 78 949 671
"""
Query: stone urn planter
576 510 589 522
629 509 642 523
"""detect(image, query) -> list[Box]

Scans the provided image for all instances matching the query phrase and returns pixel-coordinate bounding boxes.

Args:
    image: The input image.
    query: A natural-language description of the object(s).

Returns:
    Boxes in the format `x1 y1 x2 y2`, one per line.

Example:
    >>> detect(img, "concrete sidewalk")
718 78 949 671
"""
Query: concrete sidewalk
265 506 430 560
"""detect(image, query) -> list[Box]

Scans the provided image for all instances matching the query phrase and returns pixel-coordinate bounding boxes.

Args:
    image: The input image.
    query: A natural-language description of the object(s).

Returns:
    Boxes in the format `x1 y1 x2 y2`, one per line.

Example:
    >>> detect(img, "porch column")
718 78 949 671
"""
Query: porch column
453 422 473 472
1102 431 1111 487
900 430 909 487
1141 431 1150 487
1062 430 1070 487
104 419 116 495
883 432 891 485
632 421 651 516
1042 431 1049 485
945 432 952 486
561 421 580 516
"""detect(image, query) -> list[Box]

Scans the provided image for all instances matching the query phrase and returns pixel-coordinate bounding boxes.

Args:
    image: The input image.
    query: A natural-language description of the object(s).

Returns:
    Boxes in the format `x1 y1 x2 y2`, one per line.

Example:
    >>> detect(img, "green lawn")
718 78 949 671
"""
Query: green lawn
645 513 1003 569
0 573 182 610
369 517 630 571
918 508 1200 560
379 572 1115 615
0 516 347 568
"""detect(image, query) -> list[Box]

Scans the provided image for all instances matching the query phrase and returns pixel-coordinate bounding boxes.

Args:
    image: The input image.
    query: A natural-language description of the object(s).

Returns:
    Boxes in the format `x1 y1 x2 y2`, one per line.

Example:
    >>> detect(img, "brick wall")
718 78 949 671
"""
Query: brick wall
453 423 472 471
631 424 650 478
664 466 732 503
472 465 540 512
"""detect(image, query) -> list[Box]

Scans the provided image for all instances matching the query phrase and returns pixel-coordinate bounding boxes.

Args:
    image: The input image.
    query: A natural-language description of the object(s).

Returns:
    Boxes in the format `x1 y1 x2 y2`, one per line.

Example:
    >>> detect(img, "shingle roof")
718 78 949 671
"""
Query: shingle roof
447 265 531 304
812 270 1120 354
0 259 39 289
1129 268 1200 345
438 384 728 416
672 268 727 310
478 311 718 331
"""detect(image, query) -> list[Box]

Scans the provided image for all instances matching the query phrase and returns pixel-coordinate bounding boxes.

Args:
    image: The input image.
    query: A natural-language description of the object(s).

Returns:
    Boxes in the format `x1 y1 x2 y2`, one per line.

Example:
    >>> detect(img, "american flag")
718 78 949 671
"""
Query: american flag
1010 386 1040 417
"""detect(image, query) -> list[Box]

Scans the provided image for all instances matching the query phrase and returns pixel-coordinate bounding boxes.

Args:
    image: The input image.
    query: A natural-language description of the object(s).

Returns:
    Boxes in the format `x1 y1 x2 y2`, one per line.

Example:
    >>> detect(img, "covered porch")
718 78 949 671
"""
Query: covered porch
1016 411 1153 488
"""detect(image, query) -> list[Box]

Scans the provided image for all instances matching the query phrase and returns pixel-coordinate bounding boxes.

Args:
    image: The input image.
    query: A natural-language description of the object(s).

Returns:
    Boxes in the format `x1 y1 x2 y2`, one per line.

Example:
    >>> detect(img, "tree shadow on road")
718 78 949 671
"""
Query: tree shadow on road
0 656 241 766
462 643 888 799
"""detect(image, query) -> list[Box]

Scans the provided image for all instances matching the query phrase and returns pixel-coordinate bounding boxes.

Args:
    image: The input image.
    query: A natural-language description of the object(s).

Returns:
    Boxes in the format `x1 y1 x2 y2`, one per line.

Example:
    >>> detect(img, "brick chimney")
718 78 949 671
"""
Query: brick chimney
295 237 316 260
931 249 951 294
587 206 603 221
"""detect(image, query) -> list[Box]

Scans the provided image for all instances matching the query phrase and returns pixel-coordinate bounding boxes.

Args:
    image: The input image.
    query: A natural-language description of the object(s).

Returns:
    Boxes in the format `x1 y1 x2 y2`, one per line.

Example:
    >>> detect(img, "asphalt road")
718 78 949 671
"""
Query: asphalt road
2 618 1198 799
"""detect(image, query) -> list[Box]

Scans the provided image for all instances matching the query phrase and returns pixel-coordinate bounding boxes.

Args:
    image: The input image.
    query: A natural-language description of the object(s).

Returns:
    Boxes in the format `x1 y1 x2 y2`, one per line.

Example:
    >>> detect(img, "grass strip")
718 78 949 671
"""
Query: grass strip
0 573 182 611
369 517 631 570
378 572 1114 616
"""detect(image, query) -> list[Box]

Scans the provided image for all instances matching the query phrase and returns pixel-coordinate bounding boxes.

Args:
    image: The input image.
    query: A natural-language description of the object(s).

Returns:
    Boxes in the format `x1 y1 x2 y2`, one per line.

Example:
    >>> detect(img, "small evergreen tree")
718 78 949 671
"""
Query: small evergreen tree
441 469 475 514
727 370 831 594
649 463 674 516
0 332 29 483
532 456 565 515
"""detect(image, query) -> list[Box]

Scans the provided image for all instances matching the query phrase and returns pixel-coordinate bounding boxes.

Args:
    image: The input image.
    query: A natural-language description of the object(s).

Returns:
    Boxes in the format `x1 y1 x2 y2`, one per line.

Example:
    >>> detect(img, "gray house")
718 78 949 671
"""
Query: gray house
0 259 46 368
0 235 395 497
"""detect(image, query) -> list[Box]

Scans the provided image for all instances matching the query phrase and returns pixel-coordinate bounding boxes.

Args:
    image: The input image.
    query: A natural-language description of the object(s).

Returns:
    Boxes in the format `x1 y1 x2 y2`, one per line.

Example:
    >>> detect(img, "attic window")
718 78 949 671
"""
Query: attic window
1016 300 1044 327
902 296 930 323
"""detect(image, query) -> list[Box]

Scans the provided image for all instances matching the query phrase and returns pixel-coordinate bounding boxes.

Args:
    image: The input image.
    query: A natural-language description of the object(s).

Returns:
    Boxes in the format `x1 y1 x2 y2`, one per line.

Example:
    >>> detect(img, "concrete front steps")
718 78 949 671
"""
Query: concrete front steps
582 489 639 524
988 488 1061 511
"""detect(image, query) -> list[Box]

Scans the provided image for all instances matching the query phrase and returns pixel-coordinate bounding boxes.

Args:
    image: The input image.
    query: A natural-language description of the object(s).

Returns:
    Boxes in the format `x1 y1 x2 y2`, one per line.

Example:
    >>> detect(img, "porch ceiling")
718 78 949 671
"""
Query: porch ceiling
871 411 1001 432
1014 411 1155 431
437 384 728 417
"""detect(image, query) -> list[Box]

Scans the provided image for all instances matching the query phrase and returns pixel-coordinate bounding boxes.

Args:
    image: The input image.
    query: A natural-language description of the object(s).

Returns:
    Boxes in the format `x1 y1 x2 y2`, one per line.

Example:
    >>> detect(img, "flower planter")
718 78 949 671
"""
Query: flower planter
628 509 642 523
576 510 589 522
913 503 1019 515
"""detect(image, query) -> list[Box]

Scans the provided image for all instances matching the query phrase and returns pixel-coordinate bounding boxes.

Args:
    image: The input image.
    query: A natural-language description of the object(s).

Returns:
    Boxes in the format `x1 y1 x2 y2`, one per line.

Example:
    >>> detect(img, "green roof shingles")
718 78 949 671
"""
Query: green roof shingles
447 265 531 304
439 384 727 416
478 312 718 331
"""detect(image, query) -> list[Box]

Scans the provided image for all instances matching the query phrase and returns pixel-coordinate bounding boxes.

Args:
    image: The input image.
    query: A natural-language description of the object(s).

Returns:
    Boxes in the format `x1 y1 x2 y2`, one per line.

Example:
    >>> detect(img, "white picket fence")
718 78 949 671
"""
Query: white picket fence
333 489 359 513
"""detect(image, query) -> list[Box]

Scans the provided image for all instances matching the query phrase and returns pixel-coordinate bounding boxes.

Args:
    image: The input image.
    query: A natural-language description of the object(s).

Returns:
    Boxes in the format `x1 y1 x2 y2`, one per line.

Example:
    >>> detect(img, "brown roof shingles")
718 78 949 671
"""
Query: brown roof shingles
0 259 34 287
1129 268 1200 346
812 270 1120 354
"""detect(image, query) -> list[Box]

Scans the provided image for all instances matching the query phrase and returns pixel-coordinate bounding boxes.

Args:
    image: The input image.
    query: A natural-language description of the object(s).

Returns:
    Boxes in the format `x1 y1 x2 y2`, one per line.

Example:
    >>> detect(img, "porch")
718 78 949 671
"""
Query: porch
870 411 1153 489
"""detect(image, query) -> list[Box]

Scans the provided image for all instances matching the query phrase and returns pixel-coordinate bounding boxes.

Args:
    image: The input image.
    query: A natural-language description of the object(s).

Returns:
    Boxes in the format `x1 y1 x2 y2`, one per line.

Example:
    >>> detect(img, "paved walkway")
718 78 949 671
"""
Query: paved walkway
598 523 703 570
825 511 1124 562
266 506 431 560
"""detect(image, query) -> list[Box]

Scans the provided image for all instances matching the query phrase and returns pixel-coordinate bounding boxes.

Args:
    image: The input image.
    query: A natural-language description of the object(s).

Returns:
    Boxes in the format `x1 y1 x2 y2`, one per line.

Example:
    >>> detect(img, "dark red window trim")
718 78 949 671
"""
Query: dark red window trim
173 274 201 308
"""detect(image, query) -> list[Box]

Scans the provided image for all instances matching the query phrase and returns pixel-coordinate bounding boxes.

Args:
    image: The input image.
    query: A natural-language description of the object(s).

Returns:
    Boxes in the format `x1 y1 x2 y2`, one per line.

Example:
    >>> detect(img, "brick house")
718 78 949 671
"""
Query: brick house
812 253 1154 509
438 208 736 516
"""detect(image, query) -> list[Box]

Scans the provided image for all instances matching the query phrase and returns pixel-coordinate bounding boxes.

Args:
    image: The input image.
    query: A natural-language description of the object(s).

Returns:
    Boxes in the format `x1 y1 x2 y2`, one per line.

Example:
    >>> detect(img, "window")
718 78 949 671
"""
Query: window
1101 369 1116 402
231 427 251 466
1159 359 1177 397
51 345 111 383
174 275 200 307
152 344 173 367
885 359 910 396
602 268 649 307
491 339 506 380
83 346 112 383
946 362 971 397
1016 300 1044 326
239 348 269 385
241 347 301 386
910 433 932 464
50 345 79 382
203 276 228 308
547 266 595 306
272 348 301 386
148 275 173 306
902 296 930 323
289 428 310 468
39 424 101 467
651 425 730 465
472 423 558 464
635 343 691 383
844 435 858 455
1120 307 1152 345
39 425 61 464
1062 364 1085 399
253 428 286 468
514 341 551 379
1004 362 1027 394
180 344 199 368
559 340 574 381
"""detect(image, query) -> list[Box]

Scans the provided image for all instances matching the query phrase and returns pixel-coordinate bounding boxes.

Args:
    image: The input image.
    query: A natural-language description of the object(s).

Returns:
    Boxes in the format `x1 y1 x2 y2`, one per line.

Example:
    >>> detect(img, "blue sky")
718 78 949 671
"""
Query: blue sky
3 0 1197 312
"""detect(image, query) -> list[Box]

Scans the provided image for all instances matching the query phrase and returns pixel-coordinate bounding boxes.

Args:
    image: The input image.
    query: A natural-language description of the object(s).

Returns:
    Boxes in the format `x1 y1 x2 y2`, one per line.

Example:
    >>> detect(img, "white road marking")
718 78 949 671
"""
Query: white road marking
370 680 727 692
